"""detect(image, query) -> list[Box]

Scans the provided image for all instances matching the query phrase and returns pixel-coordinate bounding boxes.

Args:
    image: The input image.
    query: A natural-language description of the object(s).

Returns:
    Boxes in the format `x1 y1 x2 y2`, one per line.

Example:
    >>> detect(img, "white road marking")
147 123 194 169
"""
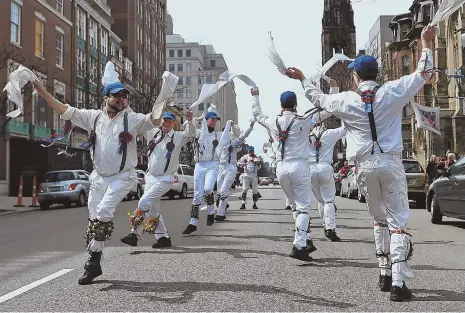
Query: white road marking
0 268 74 304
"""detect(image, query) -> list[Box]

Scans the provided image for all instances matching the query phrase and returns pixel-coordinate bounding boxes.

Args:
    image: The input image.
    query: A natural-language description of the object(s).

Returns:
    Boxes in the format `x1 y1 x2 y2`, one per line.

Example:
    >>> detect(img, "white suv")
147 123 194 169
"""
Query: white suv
164 164 194 199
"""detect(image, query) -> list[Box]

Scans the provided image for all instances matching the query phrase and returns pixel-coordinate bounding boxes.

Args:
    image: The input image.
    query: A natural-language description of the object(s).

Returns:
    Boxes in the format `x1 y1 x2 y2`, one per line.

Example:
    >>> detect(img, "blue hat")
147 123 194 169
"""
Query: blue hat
161 112 176 120
280 91 297 105
205 111 221 120
102 82 129 96
248 146 254 151
348 55 378 73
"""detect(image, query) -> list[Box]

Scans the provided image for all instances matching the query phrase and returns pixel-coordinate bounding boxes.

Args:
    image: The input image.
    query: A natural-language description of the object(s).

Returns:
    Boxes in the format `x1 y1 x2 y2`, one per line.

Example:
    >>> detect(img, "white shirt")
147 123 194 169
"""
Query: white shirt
145 120 196 176
308 126 346 164
61 105 155 177
301 48 434 161
218 125 254 164
238 154 261 175
253 95 329 162
193 128 223 163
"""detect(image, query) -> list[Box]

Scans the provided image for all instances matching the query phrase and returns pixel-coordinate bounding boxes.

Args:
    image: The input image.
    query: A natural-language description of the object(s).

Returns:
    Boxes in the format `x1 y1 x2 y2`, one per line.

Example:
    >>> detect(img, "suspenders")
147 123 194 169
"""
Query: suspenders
119 112 129 172
309 132 323 163
163 133 175 173
276 116 297 160
355 86 384 155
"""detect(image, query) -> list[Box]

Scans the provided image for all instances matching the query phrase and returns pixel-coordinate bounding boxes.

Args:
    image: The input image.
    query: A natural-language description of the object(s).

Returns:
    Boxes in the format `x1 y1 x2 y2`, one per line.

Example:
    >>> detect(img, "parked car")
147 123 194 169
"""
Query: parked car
426 156 465 224
38 170 91 210
164 164 194 199
124 169 146 201
403 159 427 208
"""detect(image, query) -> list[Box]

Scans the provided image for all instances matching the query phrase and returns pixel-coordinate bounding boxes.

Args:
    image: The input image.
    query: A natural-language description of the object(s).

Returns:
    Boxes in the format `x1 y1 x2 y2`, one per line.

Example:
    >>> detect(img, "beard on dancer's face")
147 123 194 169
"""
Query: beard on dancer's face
207 118 217 131
106 96 127 113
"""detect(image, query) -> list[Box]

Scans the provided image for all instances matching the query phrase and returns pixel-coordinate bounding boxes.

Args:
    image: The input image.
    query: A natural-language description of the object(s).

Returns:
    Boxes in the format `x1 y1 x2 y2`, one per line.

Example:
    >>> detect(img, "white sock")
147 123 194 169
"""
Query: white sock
380 268 391 276
392 280 403 287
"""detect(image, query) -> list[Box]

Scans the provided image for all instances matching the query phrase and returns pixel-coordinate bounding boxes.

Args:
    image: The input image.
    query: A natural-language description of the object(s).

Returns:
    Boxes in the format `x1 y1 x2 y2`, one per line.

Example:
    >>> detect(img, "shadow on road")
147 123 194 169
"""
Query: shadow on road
94 280 355 308
410 288 465 302
440 221 465 230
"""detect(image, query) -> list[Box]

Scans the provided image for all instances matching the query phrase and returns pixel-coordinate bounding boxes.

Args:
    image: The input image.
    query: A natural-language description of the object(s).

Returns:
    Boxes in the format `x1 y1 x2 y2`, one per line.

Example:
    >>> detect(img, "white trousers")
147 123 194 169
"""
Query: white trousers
309 162 337 230
190 161 219 225
356 154 413 283
216 163 237 216
87 170 136 252
136 173 173 240
285 196 291 207
277 160 311 250
241 174 258 203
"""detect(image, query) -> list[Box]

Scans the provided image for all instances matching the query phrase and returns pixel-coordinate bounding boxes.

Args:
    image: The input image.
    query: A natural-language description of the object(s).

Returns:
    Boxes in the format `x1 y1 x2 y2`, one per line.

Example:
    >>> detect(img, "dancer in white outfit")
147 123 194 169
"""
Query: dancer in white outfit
238 146 261 210
215 120 255 220
121 110 196 248
286 25 435 302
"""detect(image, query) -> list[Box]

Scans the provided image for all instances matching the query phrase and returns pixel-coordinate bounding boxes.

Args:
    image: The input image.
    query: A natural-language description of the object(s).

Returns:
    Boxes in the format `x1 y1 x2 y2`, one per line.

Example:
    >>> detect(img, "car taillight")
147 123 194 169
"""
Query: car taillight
69 183 77 191
39 186 44 193
174 175 179 184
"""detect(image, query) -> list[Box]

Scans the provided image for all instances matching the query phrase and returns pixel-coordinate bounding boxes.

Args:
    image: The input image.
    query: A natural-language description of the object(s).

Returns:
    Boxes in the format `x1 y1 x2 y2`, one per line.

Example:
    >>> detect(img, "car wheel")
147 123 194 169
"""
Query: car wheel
77 191 86 207
168 190 175 200
40 202 49 210
179 184 188 199
136 185 143 200
430 193 443 224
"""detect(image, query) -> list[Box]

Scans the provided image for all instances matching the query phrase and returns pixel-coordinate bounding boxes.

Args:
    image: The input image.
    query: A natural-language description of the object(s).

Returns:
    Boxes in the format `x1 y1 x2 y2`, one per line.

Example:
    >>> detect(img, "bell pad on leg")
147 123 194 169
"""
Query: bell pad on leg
128 208 145 230
85 219 115 246
143 217 160 235
204 192 215 205
190 204 200 219
252 193 259 202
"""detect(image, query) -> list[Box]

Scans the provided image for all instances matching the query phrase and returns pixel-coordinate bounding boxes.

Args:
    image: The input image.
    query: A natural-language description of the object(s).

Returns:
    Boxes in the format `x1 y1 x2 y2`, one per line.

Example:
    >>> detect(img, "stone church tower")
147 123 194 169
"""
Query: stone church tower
321 0 357 164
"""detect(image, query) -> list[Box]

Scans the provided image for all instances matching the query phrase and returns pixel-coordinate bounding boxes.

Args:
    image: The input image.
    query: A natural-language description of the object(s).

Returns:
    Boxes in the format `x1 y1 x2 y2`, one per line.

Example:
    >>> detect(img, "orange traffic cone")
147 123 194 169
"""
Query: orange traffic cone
28 175 39 207
14 175 25 207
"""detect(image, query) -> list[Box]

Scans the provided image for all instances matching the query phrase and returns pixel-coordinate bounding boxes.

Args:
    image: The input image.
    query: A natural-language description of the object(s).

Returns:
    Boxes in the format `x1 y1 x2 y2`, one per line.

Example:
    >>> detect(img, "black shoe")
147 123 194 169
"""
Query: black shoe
253 204 258 210
325 229 341 242
214 215 226 221
379 274 392 292
305 239 318 254
182 224 197 235
120 233 138 247
289 246 313 262
240 204 246 210
390 283 413 302
257 192 262 199
226 204 230 210
207 214 215 226
284 206 292 210
78 252 103 285
152 237 172 248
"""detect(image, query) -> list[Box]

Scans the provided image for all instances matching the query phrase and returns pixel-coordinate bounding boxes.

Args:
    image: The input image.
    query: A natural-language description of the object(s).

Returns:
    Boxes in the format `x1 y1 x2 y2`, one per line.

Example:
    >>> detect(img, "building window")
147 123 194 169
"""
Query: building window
56 0 63 14
101 28 109 56
178 76 183 85
178 49 183 57
186 49 191 57
186 90 192 98
77 8 86 38
177 89 184 98
169 49 174 57
400 24 409 40
56 33 63 67
210 60 216 68
198 103 204 111
35 18 44 58
424 84 433 106
206 76 213 83
169 64 175 72
177 64 183 72
89 19 97 47
10 1 21 45
402 56 410 75
186 63 192 72
186 76 191 85
76 48 84 77
422 5 431 24
336 11 341 25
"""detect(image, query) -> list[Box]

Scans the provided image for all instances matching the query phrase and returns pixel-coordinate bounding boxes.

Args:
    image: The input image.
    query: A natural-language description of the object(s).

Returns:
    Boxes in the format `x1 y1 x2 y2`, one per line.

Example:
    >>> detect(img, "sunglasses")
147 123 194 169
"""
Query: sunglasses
110 92 128 99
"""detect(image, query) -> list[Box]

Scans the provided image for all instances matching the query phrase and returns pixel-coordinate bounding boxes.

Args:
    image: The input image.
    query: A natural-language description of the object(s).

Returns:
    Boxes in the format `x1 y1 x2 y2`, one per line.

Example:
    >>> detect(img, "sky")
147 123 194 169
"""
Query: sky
168 0 412 162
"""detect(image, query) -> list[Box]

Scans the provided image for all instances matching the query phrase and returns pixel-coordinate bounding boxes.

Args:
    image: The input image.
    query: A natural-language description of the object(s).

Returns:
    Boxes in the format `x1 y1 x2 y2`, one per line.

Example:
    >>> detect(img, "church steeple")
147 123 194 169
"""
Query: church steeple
321 0 357 64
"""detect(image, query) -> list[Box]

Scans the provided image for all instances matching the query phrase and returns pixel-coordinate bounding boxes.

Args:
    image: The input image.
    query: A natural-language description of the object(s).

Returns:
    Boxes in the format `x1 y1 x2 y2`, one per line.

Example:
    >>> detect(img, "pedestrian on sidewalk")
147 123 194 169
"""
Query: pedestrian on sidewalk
120 110 196 248
237 146 261 210
215 120 255 221
182 105 224 235
33 63 163 285
285 25 435 302
251 86 330 261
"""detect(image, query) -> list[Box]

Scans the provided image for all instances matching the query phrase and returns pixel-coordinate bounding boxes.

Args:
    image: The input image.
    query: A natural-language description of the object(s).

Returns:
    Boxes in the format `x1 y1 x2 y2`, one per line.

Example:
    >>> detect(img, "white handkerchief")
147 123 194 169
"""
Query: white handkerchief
267 32 287 75
410 100 441 135
320 53 354 82
219 70 257 88
152 71 179 119
189 81 228 110
431 0 465 26
3 65 38 118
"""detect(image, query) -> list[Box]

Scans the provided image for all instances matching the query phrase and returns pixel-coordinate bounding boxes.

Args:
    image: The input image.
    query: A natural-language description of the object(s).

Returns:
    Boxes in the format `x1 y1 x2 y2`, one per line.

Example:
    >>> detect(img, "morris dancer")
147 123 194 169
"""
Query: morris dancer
182 107 224 234
308 122 346 242
237 146 261 210
33 65 160 285
120 110 195 248
251 87 329 261
215 120 255 220
286 25 435 301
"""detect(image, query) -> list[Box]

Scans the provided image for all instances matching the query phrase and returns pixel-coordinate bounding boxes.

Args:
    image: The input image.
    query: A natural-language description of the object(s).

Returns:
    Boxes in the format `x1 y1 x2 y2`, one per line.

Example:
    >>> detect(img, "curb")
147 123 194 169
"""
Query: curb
0 208 41 217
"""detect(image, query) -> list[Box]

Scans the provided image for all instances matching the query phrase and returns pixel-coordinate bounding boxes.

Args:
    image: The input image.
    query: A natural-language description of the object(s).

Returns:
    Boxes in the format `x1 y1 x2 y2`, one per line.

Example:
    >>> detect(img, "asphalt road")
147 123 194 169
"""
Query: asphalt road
0 187 464 311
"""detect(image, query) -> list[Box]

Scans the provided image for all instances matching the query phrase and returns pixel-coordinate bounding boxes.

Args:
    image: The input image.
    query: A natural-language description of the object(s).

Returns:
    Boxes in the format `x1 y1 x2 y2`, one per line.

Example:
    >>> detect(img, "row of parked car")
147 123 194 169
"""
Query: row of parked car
334 157 465 225
37 164 199 210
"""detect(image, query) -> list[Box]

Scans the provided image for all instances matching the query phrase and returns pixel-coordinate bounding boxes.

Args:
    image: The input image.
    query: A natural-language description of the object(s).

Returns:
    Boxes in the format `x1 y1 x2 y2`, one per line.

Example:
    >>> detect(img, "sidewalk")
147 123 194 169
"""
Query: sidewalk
0 196 40 216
